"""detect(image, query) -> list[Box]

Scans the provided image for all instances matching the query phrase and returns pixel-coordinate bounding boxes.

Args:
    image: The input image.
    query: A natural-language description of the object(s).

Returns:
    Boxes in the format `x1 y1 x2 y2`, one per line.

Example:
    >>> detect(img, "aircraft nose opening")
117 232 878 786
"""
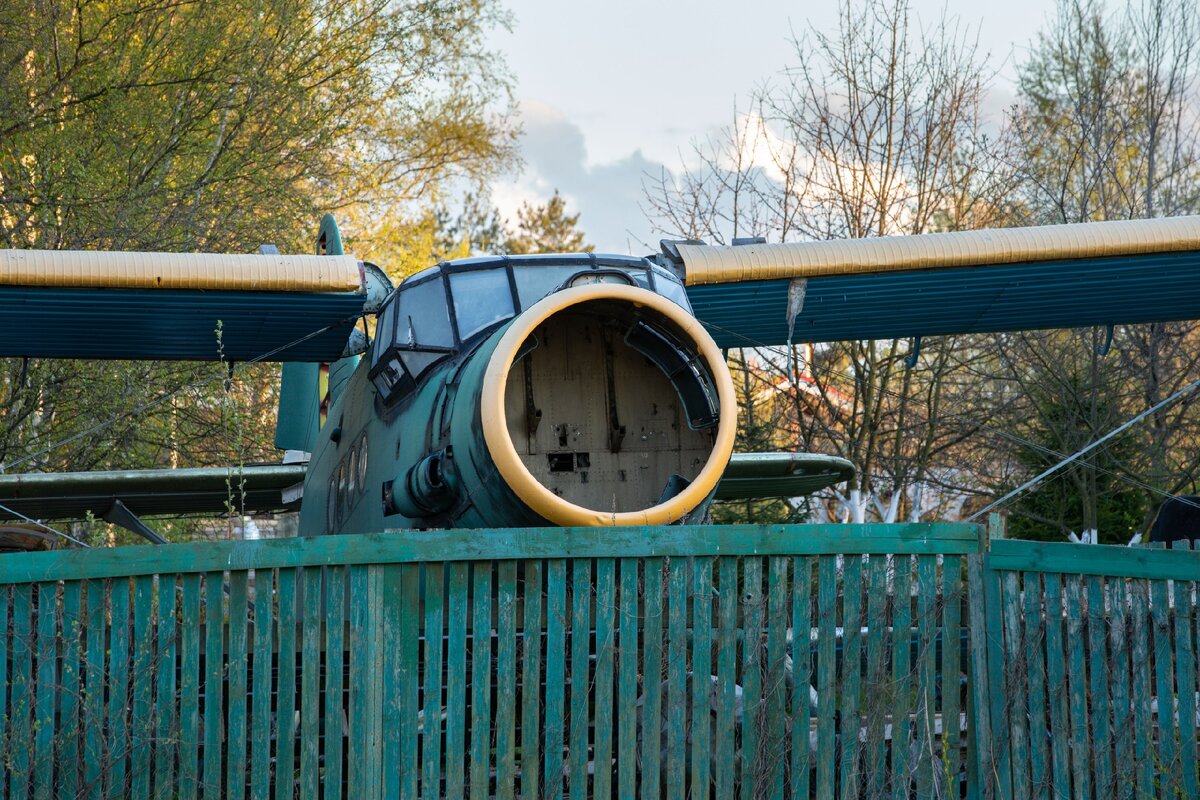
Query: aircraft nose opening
481 284 736 524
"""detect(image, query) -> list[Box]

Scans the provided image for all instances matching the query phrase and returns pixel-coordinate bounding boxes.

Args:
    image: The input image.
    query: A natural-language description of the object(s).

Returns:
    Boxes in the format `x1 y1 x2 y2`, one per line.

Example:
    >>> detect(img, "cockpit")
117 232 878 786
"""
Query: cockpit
368 253 690 402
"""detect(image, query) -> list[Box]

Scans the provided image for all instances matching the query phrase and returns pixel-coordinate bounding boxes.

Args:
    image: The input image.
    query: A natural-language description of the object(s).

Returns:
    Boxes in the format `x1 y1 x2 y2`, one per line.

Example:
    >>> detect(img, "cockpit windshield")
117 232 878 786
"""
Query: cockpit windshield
368 253 692 403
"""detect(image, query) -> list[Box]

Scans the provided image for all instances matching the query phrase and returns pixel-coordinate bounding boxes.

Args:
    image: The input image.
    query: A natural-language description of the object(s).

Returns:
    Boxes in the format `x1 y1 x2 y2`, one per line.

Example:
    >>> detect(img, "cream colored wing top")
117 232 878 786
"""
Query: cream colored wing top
677 216 1200 286
0 249 361 292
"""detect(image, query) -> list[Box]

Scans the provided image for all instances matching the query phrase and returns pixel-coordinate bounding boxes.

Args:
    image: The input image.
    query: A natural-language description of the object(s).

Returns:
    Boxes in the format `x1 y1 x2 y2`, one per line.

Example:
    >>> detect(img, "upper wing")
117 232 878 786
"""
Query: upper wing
0 248 369 361
682 216 1200 348
714 452 854 500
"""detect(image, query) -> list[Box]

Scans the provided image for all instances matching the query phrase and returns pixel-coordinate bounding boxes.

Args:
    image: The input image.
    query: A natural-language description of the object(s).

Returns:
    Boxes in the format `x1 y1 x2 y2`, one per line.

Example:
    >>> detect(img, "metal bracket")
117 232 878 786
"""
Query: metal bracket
1096 324 1115 356
102 499 168 545
904 336 922 368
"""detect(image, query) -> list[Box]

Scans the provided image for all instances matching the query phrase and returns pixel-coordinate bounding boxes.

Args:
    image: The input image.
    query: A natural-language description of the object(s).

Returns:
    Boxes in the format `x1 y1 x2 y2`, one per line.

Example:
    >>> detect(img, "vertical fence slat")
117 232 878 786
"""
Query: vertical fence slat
274 568 297 800
10 584 33 799
1000 572 1029 800
890 555 913 800
179 574 202 800
130 575 155 800
1150 576 1180 794
570 561 591 800
741 556 763 800
816 555 837 800
202 574 224 800
791 557 813 800
61 580 83 800
324 566 345 800
1020 573 1047 800
226 571 249 800
617 558 639 799
666 557 688 800
1172 569 1198 799
300 567 321 794
915 558 939 798
521 559 543 800
965 556 991 800
765 556 788 800
640 557 664 800
715 557 737 798
398 563 421 800
1085 576 1113 799
0 587 8 795
471 563 493 800
838 555 863 800
154 577 178 800
445 562 469 798
544 558 567 799
690 557 712 800
1063 577 1092 799
250 570 272 800
33 582 57 800
593 558 615 800
863 555 888 799
1107 578 1131 800
1041 574 1071 800
422 563 446 800
941 555 963 797
110 577 132 800
1129 579 1154 798
496 560 519 800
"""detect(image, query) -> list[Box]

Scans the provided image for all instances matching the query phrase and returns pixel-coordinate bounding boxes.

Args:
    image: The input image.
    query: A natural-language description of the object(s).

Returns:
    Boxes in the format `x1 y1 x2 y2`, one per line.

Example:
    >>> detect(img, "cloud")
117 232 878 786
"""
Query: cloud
493 98 670 255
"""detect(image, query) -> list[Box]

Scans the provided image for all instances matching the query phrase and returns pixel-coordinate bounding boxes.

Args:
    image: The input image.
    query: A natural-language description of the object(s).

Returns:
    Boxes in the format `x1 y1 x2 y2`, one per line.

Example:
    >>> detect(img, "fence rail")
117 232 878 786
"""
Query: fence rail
0 523 981 799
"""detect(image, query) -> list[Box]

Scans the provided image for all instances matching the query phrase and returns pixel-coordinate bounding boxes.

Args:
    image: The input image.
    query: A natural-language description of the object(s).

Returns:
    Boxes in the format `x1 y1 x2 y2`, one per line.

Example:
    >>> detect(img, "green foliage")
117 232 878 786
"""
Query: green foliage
502 190 593 255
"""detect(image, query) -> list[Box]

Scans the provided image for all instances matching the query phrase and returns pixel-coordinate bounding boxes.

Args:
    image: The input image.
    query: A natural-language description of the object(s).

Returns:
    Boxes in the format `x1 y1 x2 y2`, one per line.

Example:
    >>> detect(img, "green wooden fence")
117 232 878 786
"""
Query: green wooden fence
0 523 981 799
973 536 1200 800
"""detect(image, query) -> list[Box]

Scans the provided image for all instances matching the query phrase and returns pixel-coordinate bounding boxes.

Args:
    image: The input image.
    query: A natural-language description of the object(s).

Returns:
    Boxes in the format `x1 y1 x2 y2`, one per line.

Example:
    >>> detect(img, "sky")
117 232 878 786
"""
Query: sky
487 0 1059 253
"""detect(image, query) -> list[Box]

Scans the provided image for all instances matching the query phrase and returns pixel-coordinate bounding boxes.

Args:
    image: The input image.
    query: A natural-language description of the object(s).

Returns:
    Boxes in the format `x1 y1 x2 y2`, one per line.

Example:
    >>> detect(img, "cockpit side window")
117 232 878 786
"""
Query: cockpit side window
393 278 454 349
513 264 593 309
450 268 516 340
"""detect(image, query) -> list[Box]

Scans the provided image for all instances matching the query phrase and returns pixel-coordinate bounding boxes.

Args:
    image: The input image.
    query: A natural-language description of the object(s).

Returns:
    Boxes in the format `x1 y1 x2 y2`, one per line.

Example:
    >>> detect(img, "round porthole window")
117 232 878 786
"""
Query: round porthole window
327 476 337 532
358 435 369 494
337 461 348 518
347 449 358 498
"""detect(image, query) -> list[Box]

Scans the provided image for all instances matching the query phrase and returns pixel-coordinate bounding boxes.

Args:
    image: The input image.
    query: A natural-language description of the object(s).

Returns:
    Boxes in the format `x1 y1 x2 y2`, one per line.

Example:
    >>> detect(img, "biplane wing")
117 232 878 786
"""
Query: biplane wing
678 216 1200 348
713 452 854 500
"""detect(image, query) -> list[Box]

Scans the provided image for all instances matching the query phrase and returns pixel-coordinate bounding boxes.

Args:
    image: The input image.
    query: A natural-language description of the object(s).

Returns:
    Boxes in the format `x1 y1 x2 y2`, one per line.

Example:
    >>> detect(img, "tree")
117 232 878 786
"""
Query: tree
503 190 593 254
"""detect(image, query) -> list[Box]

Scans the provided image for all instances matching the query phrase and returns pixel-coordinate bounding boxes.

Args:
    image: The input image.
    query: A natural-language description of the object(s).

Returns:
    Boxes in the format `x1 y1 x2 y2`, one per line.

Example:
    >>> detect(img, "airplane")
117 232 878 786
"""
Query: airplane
1 213 1198 547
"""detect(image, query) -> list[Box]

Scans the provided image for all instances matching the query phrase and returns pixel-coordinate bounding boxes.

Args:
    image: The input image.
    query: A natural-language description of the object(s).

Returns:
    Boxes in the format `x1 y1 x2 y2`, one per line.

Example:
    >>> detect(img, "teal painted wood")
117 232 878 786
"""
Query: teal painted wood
1019 574 1047 800
544 559 568 799
617 558 640 797
666 558 688 800
1040 574 1071 800
570 561 592 800
201 574 224 800
1106 578 1132 800
791 557 813 800
964 557 992 800
864 555 889 799
989 537 1200 580
983 563 1012 800
378 564 404 800
323 566 345 800
1129 580 1154 798
1064 577 1092 799
33 582 57 799
1172 571 1199 799
890 556 913 800
422 563 446 800
941 556 963 797
521 559 543 800
816 556 837 799
108 578 131 800
714 557 737 798
179 574 202 800
9 584 32 799
690 557 713 800
1150 577 1180 793
1085 577 1113 799
592 558 615 800
226 571 249 800
765 556 788 800
740 557 763 800
155 577 179 800
130 575 155 800
0 524 985 584
273 569 297 800
300 568 321 794
999 572 1029 800
914 558 939 798
60 580 83 799
838 556 863 800
495 560 519 800
640 557 664 800
399 564 422 800
471 563 494 800
250 570 273 800
445 562 469 798
0 587 8 794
